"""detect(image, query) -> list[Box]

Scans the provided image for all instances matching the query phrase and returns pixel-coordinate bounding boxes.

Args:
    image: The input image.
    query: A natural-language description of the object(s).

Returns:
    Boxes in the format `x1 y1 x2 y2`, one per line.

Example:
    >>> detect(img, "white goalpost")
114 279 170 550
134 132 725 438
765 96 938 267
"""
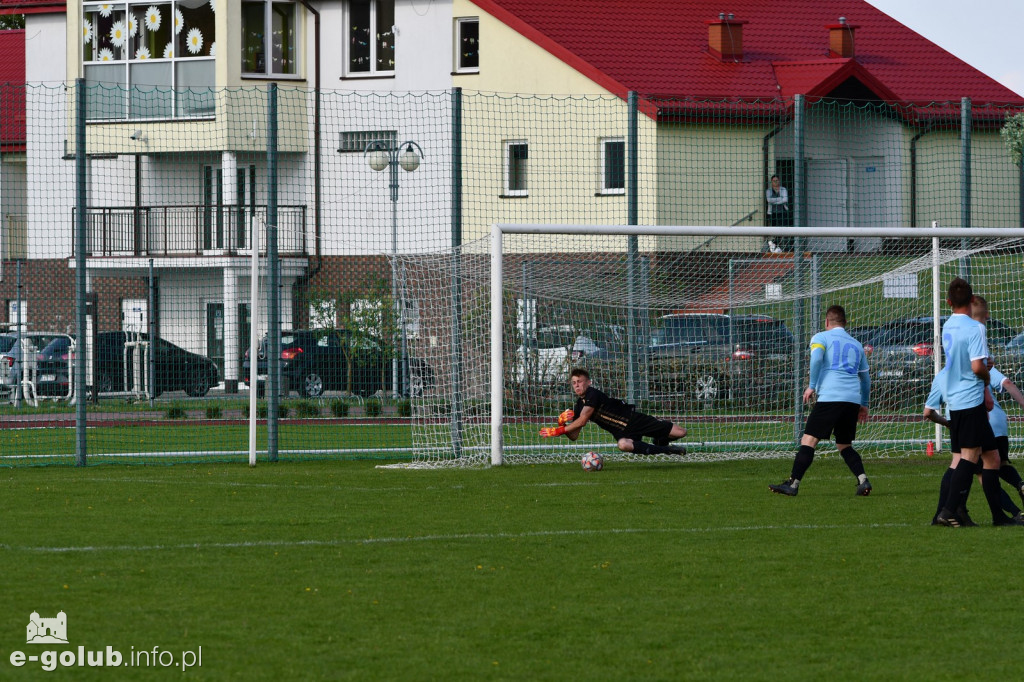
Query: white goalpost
388 223 1024 469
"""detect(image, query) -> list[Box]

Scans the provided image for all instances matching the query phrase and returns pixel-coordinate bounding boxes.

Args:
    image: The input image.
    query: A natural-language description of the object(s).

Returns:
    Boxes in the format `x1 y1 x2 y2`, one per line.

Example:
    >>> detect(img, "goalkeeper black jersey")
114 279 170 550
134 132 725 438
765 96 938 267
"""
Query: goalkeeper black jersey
574 386 634 434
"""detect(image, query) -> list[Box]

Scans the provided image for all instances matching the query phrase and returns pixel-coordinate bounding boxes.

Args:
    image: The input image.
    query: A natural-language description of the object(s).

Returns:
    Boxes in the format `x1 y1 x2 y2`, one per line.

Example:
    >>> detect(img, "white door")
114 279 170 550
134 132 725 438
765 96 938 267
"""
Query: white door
122 299 148 333
806 159 848 251
851 157 886 252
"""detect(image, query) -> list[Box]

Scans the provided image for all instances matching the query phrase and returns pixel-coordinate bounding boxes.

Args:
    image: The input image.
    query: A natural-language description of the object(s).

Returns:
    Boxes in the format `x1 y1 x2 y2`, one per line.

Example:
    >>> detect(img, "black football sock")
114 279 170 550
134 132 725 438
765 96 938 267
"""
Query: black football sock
936 467 954 519
941 459 976 515
1000 463 1024 491
632 440 680 455
1000 489 1021 516
981 469 1009 524
839 446 866 478
791 445 815 481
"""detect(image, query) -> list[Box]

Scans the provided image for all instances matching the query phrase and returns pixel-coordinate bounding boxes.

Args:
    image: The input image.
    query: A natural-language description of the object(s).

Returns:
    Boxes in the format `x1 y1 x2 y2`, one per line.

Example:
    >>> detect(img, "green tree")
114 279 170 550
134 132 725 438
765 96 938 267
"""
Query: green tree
0 16 25 30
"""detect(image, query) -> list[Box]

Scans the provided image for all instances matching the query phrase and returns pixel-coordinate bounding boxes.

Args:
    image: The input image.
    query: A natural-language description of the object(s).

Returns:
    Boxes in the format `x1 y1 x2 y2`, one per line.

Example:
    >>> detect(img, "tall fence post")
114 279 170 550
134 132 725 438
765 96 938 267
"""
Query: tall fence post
626 90 645 404
960 96 972 280
450 86 464 460
792 94 806 443
74 78 88 467
267 83 279 462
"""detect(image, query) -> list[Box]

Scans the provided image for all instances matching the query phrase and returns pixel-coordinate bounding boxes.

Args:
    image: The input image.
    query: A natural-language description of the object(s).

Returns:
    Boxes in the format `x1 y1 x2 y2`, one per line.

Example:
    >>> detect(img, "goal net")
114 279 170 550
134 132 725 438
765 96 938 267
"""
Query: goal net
389 225 1024 468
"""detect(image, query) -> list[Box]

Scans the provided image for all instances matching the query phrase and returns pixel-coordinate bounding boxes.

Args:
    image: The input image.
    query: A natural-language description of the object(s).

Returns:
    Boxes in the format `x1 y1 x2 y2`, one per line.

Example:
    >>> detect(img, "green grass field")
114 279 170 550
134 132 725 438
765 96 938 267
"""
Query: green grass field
2 455 1021 680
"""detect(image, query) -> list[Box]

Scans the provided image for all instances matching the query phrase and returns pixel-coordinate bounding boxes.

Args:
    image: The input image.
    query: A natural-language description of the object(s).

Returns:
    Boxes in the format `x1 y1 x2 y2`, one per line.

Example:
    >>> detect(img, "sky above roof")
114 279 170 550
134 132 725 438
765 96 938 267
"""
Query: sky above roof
865 0 1024 97
473 0 1022 104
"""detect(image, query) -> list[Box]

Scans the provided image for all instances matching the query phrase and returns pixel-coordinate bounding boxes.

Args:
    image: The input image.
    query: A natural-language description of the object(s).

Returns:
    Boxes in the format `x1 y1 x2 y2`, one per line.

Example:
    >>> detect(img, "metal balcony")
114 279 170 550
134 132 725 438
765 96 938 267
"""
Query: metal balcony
73 204 307 257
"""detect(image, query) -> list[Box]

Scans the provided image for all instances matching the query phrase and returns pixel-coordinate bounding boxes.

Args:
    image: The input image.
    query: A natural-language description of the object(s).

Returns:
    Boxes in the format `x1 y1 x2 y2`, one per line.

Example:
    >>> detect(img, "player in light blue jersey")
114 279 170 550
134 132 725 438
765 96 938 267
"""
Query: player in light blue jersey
769 305 872 497
934 280 1022 527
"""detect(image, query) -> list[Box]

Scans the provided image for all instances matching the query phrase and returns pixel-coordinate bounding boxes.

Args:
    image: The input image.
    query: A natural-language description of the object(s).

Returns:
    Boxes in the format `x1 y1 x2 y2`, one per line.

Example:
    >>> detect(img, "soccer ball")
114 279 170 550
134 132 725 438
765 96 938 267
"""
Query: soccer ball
581 451 603 472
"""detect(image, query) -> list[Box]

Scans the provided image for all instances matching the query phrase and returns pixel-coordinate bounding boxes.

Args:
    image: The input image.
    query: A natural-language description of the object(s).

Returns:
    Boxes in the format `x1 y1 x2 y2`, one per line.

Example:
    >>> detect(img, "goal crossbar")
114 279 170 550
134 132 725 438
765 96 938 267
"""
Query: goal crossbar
489 224 1024 466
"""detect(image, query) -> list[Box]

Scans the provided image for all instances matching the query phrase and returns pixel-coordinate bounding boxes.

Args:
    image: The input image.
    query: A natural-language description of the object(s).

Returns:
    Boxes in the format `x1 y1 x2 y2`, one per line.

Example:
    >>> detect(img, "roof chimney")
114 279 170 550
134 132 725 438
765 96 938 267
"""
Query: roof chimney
706 13 748 62
827 17 859 58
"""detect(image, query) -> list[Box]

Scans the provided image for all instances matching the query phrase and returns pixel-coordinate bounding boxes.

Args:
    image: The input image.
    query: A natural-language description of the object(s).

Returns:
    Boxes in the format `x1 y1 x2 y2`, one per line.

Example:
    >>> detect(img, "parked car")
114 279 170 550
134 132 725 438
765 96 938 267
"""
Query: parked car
94 331 220 397
1 332 73 397
648 313 795 408
32 334 76 398
863 316 1021 407
513 324 626 385
242 328 434 398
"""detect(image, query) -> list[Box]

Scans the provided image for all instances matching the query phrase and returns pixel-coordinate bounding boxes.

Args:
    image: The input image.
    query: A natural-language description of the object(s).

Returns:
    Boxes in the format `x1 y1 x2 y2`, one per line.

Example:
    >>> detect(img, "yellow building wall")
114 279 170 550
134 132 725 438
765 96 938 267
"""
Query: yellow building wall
913 130 1019 228
453 0 658 251
655 124 768 252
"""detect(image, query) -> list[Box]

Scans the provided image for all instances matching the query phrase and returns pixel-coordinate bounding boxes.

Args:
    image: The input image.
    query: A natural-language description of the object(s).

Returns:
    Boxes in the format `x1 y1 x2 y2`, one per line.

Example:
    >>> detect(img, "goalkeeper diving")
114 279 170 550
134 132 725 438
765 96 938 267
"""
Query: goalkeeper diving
540 368 688 455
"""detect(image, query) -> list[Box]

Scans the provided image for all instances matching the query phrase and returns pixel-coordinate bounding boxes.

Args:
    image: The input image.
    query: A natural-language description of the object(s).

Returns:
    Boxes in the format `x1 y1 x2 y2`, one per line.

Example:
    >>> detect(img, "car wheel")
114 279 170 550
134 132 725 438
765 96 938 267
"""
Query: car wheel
302 372 324 398
97 371 114 394
184 368 210 397
693 373 720 408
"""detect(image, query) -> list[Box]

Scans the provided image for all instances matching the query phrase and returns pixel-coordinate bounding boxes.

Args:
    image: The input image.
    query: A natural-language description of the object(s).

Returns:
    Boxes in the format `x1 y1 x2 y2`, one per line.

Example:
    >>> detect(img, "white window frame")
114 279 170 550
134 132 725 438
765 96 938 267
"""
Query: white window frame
240 0 300 78
344 0 396 78
600 137 626 195
504 140 528 197
82 0 216 121
454 17 479 74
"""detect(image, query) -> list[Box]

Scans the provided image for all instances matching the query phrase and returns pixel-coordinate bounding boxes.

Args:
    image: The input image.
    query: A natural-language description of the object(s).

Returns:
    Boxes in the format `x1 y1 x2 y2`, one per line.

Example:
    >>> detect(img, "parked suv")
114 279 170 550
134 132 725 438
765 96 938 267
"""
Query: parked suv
94 331 220 397
243 328 434 398
649 313 795 408
864 316 1021 407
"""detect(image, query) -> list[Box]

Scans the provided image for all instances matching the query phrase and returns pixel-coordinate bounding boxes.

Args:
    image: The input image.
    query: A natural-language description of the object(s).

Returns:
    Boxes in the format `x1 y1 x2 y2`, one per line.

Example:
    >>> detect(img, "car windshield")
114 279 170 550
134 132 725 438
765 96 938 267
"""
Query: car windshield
651 317 726 345
0 335 16 353
730 319 793 346
39 337 72 355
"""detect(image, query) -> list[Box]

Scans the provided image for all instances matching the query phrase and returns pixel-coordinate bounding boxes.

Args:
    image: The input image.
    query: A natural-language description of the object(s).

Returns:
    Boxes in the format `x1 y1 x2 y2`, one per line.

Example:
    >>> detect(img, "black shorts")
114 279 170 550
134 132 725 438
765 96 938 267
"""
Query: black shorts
996 435 1009 463
948 433 1000 457
949 404 996 452
803 401 861 443
610 411 673 442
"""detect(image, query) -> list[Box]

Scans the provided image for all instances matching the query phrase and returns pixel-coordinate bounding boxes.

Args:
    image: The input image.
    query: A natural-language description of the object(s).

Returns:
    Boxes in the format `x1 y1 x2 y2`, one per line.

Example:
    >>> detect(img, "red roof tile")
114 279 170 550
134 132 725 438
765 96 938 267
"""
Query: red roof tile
0 0 64 15
470 0 1023 106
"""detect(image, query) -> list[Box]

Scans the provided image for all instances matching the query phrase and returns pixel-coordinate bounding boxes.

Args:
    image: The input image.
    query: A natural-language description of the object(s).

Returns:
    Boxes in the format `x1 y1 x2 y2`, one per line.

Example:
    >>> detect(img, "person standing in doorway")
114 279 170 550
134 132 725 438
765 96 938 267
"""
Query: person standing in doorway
766 175 790 252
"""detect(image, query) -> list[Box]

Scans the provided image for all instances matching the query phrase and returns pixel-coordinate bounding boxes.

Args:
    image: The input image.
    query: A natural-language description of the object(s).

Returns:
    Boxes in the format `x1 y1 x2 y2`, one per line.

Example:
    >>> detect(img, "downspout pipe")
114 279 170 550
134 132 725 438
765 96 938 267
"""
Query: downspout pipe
297 0 322 270
910 124 935 227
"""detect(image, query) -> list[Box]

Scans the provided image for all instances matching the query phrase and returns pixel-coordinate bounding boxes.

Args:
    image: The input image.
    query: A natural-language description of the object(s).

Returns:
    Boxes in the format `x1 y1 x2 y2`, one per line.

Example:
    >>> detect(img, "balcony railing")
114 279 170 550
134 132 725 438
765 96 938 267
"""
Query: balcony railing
73 204 307 257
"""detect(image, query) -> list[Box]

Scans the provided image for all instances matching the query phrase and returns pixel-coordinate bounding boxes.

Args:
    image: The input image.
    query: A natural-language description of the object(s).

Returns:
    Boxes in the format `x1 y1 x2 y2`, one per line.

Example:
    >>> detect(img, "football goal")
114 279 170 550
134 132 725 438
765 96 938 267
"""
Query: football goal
386 224 1024 468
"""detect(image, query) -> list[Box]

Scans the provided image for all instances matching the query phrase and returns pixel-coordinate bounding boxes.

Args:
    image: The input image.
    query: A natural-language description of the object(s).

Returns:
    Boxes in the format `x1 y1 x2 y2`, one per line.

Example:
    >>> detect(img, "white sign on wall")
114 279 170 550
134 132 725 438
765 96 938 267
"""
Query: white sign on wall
883 273 918 299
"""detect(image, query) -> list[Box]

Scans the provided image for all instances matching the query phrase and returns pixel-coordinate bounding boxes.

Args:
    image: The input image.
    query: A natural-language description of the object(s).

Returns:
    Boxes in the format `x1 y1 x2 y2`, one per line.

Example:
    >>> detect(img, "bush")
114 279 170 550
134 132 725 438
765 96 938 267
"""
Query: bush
205 405 222 419
165 404 187 419
364 399 382 418
397 399 412 417
292 400 321 418
257 403 268 419
329 399 349 417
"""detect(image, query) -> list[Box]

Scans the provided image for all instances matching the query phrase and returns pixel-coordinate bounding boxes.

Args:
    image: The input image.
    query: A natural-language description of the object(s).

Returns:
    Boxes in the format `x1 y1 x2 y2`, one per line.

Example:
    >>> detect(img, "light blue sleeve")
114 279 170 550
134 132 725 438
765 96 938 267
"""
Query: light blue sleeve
859 371 871 407
925 376 944 411
990 367 1007 392
968 325 987 361
808 343 825 390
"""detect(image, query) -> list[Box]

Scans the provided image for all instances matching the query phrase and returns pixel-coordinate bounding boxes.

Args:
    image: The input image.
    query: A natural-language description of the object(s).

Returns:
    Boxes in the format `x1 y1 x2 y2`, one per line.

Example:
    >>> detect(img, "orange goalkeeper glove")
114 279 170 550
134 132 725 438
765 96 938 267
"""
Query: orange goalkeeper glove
557 409 575 426
539 426 566 437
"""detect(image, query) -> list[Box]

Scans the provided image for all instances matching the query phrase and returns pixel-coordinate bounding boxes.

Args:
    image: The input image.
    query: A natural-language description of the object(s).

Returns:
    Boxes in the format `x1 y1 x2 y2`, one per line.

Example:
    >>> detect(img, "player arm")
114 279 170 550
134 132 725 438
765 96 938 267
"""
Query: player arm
923 407 950 427
807 344 825 392
971 358 990 386
859 369 871 408
564 406 594 441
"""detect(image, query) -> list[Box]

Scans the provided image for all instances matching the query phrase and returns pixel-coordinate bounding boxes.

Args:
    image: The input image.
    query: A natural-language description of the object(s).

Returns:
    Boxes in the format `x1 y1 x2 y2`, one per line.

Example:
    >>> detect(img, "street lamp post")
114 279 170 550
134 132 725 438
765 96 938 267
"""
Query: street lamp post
365 140 424 398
